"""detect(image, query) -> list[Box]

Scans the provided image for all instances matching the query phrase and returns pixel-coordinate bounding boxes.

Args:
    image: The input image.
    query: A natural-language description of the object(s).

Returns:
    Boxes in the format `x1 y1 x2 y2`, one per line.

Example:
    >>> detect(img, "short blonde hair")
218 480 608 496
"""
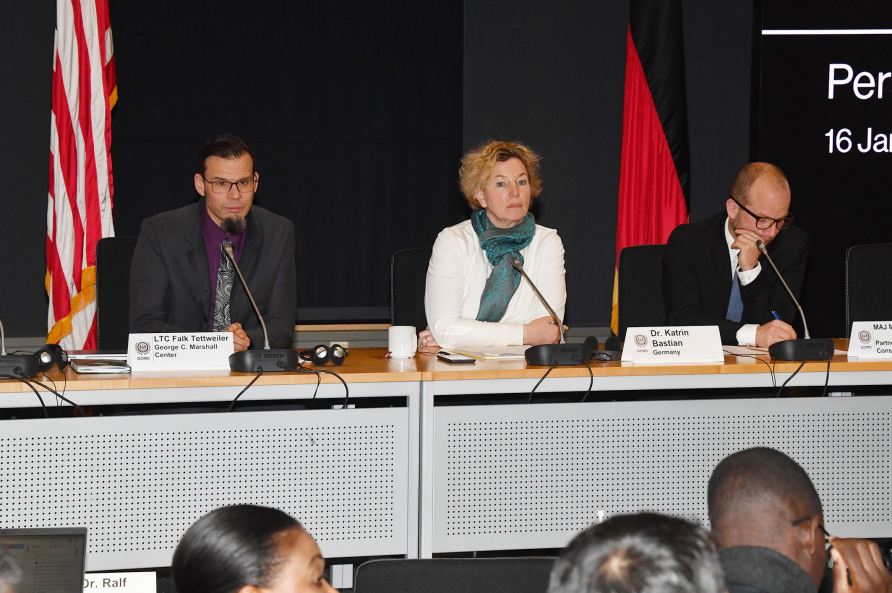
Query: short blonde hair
459 141 543 209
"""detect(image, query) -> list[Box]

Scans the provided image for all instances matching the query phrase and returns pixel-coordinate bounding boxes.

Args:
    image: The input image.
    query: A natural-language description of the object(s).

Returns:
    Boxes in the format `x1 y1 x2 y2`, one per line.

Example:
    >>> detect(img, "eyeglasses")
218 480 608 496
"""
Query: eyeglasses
203 177 256 194
792 516 832 563
791 515 830 535
731 197 794 231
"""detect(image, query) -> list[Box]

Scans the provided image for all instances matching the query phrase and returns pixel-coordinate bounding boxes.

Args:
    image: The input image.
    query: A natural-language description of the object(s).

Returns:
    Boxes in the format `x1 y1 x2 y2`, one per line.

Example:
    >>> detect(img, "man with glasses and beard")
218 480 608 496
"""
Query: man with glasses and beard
662 162 807 347
709 447 892 593
130 134 296 351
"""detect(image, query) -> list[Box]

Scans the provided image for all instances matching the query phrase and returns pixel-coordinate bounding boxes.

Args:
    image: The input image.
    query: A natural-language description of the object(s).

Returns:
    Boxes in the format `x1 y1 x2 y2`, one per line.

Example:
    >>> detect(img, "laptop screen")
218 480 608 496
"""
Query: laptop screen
0 527 87 593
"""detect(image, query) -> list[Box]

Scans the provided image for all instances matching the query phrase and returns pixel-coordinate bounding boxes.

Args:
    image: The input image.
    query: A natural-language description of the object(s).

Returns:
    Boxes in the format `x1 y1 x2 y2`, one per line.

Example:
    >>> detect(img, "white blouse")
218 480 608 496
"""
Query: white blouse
424 219 566 348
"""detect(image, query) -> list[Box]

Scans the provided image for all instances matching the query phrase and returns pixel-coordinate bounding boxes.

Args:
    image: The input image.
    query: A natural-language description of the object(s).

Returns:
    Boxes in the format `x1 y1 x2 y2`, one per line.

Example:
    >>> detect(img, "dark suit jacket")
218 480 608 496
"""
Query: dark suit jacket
129 199 297 349
719 546 817 593
663 211 808 345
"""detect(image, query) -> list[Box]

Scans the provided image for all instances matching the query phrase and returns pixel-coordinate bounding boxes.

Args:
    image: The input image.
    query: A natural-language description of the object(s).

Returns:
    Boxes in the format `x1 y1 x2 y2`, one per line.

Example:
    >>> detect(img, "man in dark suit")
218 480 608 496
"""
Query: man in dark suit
130 135 296 351
663 163 808 347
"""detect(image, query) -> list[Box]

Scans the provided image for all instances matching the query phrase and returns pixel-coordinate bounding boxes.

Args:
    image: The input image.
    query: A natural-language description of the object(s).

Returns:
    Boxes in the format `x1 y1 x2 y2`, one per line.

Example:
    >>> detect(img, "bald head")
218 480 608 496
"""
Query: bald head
730 162 789 206
709 447 822 534
708 448 827 588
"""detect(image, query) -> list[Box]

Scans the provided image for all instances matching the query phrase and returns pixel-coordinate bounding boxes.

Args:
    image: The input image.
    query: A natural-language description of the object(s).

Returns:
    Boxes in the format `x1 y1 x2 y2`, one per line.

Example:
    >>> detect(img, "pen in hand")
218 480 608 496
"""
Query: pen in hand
771 311 782 321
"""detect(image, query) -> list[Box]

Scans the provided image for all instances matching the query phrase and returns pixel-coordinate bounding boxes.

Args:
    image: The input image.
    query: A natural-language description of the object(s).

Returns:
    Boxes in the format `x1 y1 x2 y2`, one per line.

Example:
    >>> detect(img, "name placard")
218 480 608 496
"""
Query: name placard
621 326 724 364
127 333 234 371
85 572 155 592
848 321 892 359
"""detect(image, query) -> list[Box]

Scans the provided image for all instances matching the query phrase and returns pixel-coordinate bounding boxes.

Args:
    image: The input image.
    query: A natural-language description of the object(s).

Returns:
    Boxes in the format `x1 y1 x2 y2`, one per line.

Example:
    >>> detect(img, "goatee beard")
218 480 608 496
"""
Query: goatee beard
221 216 247 235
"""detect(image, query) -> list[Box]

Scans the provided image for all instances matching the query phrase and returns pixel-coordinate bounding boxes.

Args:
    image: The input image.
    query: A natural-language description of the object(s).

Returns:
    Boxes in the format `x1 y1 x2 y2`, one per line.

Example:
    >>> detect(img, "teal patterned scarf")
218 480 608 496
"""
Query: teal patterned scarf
472 209 536 322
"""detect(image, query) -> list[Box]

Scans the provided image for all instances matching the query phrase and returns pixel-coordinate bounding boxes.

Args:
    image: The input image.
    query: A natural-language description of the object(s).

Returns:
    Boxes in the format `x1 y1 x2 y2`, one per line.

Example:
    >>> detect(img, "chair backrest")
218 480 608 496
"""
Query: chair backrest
96 237 139 351
846 243 892 337
354 557 556 593
391 247 432 331
617 244 666 340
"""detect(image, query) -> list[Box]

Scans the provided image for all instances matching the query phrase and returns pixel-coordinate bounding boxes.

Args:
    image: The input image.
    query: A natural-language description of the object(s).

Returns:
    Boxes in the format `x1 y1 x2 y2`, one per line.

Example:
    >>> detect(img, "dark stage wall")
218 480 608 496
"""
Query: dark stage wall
463 0 753 328
0 0 55 338
754 0 892 338
0 0 753 337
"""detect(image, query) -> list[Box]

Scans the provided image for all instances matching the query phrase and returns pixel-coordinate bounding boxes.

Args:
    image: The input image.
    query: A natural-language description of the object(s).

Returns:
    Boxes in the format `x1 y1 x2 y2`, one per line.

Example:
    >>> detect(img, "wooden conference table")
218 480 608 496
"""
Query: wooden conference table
1 341 890 570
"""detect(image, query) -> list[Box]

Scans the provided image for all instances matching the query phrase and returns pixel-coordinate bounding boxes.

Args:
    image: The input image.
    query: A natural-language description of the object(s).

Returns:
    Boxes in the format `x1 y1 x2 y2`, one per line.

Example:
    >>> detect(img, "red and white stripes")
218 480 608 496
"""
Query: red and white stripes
47 0 116 349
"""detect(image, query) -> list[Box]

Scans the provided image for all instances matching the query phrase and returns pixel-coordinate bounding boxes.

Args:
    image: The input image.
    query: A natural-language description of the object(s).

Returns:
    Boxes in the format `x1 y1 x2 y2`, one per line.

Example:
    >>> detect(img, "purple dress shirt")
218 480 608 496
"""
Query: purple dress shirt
199 206 247 330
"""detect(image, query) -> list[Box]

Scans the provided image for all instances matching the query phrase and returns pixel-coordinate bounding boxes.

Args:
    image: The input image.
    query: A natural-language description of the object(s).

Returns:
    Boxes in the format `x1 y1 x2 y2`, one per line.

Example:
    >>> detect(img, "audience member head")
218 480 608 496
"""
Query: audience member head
459 140 542 215
708 447 825 587
0 546 21 593
726 162 791 245
172 504 336 593
549 512 725 593
194 134 259 229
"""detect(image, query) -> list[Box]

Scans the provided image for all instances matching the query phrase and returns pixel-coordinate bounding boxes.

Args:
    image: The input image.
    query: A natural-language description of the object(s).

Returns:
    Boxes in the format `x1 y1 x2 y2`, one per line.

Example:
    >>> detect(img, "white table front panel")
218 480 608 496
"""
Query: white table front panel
432 396 890 552
0 407 409 570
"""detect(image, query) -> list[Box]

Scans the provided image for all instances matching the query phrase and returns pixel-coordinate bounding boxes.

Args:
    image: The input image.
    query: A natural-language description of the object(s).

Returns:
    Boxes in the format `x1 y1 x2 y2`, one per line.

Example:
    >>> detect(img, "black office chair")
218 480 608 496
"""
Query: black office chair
95 236 139 351
354 557 556 593
617 244 666 341
391 247 432 331
846 243 892 337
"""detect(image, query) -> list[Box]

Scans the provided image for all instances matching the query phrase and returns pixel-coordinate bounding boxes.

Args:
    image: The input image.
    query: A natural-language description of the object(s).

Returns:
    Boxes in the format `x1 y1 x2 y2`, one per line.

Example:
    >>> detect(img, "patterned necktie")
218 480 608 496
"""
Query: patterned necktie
213 239 235 331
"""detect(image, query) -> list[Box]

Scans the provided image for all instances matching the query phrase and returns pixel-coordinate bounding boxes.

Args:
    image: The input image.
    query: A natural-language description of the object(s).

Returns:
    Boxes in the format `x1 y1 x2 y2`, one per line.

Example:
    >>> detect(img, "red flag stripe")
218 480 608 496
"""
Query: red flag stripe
51 55 85 290
46 234 72 322
615 27 687 265
68 0 103 269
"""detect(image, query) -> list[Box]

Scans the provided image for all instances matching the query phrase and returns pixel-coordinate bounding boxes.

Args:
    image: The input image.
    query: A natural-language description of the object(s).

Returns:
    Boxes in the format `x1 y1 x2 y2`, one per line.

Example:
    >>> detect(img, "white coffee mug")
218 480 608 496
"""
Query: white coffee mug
389 326 417 358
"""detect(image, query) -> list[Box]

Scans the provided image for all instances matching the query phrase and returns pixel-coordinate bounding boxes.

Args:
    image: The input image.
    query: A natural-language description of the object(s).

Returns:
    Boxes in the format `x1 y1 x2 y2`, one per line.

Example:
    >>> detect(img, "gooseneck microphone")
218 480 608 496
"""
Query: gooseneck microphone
511 258 590 366
222 240 298 372
756 240 810 339
224 241 270 349
512 258 565 344
755 240 834 361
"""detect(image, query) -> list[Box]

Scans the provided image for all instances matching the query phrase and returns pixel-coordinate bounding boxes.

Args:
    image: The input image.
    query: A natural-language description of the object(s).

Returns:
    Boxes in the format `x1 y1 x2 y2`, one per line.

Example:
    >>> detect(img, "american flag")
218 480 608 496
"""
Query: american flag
46 0 117 349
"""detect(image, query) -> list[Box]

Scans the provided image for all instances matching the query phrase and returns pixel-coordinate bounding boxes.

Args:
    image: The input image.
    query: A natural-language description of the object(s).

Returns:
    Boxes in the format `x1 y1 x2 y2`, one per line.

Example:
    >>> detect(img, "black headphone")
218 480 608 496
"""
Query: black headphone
299 344 350 366
35 343 68 372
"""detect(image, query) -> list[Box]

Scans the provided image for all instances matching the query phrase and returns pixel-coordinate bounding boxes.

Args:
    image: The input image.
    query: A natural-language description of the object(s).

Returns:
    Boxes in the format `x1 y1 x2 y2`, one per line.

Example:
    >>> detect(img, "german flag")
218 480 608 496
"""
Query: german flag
611 0 690 335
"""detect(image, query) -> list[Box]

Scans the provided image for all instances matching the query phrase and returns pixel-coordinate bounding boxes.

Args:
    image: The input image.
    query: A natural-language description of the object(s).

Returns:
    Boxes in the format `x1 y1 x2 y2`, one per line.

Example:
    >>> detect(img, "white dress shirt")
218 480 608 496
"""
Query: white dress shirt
425 220 566 348
724 218 760 346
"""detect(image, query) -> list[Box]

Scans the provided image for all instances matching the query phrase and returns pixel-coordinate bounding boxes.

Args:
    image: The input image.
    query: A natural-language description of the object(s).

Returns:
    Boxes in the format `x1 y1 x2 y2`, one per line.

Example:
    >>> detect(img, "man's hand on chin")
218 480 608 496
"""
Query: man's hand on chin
732 229 763 271
227 322 251 352
755 319 796 347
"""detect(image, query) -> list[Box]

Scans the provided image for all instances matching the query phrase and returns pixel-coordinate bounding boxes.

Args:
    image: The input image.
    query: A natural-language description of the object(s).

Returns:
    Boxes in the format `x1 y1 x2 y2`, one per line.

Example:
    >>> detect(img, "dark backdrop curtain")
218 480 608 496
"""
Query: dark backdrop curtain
110 0 466 322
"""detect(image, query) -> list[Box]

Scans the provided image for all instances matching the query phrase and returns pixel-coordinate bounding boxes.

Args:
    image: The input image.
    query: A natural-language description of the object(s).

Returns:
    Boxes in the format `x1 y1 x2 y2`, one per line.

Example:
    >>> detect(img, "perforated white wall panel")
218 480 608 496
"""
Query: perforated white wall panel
0 408 409 571
432 396 891 553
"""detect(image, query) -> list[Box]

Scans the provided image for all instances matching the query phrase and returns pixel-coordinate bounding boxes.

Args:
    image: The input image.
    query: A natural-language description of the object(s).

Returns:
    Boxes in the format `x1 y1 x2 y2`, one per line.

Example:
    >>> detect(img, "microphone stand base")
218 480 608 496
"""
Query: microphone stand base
525 344 592 366
0 355 39 378
230 349 299 372
768 339 835 361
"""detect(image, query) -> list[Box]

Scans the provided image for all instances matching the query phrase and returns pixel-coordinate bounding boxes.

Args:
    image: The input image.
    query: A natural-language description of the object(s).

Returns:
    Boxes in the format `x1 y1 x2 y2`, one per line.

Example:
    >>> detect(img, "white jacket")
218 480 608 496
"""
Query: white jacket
424 219 566 348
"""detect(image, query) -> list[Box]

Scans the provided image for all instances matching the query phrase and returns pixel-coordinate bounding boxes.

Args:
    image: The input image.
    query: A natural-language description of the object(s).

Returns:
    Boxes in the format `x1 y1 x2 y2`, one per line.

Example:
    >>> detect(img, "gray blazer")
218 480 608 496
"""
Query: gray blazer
129 199 297 349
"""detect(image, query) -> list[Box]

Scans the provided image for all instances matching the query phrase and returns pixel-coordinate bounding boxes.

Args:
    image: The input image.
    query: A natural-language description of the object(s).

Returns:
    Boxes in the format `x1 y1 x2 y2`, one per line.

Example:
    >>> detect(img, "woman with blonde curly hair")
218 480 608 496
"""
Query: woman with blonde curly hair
419 140 566 351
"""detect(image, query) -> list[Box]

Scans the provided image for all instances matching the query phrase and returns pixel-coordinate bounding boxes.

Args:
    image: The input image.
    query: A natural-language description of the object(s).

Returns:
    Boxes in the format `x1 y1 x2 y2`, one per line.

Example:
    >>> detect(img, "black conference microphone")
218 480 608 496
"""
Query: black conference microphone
221 240 298 372
0 317 38 378
511 258 590 366
755 240 834 361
